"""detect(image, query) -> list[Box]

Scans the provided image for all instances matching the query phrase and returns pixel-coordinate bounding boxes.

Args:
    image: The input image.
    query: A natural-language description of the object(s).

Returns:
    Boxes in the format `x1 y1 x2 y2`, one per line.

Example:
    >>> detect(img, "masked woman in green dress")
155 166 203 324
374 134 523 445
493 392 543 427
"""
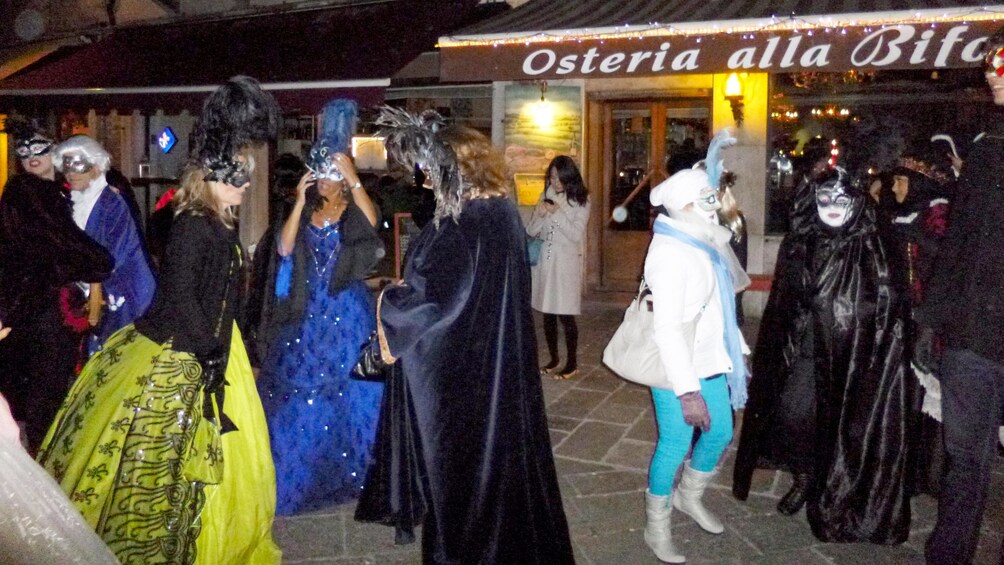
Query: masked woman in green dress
37 76 283 565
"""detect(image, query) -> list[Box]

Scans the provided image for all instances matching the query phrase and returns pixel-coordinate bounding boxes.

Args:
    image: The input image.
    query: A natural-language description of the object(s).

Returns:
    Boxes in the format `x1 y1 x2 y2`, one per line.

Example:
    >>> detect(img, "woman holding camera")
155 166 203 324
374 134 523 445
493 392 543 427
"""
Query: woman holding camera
527 156 590 380
256 101 384 515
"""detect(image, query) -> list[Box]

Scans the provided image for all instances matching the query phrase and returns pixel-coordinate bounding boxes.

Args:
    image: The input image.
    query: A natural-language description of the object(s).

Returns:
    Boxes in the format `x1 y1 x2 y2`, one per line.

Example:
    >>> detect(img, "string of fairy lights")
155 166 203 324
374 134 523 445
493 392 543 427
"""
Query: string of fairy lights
438 7 1004 48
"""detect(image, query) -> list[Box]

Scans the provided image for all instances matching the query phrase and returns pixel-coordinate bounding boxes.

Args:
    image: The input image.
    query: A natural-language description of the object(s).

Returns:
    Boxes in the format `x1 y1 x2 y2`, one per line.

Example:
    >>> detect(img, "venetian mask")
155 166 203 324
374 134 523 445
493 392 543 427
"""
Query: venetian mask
694 187 721 224
61 153 95 174
307 144 344 182
815 179 854 228
16 136 53 159
204 155 251 187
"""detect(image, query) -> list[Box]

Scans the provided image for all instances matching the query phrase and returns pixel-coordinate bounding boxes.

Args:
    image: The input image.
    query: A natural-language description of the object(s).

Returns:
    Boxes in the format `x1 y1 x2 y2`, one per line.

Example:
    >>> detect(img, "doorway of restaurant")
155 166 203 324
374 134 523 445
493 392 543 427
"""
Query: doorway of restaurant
591 97 712 292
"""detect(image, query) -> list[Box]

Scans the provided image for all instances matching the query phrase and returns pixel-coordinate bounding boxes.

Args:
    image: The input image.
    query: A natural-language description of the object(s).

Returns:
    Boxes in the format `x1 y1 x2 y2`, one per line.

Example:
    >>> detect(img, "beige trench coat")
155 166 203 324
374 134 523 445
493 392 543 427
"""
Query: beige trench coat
526 189 590 315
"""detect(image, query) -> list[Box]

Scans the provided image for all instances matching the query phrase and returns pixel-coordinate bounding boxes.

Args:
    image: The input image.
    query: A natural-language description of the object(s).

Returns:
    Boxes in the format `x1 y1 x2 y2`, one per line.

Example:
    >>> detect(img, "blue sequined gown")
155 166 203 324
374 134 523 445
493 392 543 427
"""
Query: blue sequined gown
258 222 382 515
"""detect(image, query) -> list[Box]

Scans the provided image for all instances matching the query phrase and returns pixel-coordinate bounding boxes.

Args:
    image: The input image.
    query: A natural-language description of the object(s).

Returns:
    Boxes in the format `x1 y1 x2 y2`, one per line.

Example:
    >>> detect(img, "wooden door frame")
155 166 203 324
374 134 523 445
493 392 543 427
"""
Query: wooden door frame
585 94 713 295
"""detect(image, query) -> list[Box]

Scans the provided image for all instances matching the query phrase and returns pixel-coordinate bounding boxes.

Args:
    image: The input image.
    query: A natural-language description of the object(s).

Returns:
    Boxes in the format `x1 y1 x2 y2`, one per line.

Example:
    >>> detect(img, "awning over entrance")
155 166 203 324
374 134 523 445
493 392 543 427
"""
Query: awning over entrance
440 1 1004 81
0 0 483 113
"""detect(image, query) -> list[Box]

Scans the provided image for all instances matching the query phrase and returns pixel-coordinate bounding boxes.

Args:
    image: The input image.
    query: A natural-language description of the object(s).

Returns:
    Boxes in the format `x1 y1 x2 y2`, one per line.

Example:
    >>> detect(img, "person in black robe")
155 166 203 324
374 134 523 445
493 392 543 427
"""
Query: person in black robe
883 156 951 496
355 109 573 564
0 174 113 451
732 167 913 544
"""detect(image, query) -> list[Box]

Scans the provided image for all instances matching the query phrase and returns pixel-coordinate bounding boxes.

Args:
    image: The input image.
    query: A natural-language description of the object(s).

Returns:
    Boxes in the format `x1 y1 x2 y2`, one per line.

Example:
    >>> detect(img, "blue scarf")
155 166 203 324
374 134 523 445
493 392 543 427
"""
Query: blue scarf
653 219 747 409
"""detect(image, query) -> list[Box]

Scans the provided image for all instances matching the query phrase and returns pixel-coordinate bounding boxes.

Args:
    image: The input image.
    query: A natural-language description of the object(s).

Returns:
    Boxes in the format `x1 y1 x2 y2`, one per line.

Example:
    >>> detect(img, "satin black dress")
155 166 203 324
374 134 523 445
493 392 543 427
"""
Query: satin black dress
734 195 913 544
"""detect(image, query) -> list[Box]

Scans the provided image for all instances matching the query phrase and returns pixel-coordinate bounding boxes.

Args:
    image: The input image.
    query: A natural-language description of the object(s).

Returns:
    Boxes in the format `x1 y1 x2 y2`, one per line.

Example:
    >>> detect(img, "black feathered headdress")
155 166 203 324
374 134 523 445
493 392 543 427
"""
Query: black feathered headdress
375 106 463 225
2 115 54 158
194 75 281 185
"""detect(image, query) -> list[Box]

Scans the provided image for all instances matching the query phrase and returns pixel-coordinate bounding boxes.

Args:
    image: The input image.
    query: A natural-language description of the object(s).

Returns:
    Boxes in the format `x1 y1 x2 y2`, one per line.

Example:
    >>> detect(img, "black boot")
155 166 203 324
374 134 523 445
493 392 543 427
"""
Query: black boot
777 473 812 516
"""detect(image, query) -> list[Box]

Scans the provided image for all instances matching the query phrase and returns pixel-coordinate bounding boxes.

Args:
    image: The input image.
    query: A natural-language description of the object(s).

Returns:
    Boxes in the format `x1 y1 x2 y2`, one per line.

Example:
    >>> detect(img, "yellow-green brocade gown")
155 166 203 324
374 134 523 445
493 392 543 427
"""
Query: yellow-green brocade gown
38 323 281 565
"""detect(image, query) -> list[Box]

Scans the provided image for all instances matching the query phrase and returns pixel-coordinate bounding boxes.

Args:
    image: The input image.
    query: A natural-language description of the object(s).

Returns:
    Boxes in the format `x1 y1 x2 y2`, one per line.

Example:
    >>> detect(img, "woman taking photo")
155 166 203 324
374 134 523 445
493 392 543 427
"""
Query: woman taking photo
37 76 282 565
256 98 385 515
526 155 590 380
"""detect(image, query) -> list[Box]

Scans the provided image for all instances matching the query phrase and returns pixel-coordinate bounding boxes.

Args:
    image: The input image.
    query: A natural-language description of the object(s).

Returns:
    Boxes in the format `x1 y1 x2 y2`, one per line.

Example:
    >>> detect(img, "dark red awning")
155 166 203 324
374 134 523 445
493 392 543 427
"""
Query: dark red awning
0 0 490 113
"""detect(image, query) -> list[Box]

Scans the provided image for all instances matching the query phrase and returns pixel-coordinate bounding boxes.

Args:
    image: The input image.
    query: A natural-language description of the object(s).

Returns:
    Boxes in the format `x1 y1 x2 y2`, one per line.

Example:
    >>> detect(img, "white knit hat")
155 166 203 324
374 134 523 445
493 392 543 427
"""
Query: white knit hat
649 168 710 211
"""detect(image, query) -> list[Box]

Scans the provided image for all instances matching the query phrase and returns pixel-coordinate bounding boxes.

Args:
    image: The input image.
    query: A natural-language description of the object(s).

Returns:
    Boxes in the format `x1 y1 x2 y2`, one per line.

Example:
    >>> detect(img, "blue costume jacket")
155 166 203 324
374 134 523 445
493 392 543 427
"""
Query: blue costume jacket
83 187 155 354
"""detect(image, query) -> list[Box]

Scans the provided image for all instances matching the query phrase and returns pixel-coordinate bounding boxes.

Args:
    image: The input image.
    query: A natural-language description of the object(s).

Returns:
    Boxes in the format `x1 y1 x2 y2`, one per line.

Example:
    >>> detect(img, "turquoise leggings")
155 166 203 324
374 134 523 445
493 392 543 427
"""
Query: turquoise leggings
648 376 733 495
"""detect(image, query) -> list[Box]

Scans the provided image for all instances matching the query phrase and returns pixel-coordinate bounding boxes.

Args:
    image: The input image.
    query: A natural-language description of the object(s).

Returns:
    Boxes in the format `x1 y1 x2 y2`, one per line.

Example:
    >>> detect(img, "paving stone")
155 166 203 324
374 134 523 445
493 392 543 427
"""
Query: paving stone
547 414 582 432
566 470 647 496
555 420 627 460
973 530 1004 564
283 558 372 565
344 516 417 557
671 520 763 563
570 491 646 534
574 367 624 393
547 388 610 418
540 377 578 404
730 510 820 554
604 438 655 470
549 428 569 448
273 513 345 561
574 524 665 565
699 489 756 523
626 408 658 442
813 541 924 564
588 397 647 425
910 494 938 533
606 384 653 408
553 455 617 476
744 547 832 564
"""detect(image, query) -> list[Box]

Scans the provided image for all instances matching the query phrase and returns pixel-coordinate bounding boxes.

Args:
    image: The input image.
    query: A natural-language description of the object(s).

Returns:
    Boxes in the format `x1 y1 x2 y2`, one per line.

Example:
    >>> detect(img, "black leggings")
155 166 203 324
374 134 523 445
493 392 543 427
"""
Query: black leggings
542 313 578 371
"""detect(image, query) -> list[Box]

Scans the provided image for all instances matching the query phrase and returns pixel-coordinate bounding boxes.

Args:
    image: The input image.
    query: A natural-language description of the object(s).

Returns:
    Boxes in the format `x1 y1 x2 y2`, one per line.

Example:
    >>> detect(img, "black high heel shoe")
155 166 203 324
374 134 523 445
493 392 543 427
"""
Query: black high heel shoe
777 473 812 516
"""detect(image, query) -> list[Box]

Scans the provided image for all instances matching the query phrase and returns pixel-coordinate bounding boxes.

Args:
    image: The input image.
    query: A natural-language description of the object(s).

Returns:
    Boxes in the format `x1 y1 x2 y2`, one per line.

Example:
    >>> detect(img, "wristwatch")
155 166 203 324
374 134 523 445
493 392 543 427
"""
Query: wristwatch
351 181 363 190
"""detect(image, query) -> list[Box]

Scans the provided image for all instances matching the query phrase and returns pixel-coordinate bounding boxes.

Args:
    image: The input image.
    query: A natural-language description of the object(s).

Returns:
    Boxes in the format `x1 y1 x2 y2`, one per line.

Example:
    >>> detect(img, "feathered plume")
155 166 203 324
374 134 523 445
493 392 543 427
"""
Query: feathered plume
375 106 462 225
705 128 738 190
320 99 357 154
194 75 281 171
307 99 358 180
2 115 50 144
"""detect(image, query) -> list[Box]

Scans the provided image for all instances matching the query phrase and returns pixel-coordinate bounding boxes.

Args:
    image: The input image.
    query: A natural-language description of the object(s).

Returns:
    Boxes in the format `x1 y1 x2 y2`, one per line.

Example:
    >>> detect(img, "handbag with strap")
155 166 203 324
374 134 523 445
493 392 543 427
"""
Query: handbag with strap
602 279 671 390
527 236 543 266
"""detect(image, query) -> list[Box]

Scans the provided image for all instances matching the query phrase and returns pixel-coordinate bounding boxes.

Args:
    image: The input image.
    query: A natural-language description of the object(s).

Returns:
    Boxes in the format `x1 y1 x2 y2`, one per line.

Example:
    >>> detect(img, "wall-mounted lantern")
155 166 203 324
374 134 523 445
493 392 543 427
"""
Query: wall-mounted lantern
724 73 744 127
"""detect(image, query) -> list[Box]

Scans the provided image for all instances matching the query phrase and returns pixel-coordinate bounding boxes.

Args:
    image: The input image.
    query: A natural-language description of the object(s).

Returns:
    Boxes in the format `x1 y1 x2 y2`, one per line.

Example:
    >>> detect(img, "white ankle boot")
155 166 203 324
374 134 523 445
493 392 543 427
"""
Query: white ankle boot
644 489 686 563
672 464 724 534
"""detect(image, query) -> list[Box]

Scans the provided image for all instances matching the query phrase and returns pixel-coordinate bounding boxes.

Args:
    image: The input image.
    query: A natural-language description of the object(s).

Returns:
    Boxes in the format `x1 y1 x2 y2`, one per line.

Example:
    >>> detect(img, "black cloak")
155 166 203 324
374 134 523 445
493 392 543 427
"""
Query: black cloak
0 174 113 450
733 180 913 544
355 197 574 564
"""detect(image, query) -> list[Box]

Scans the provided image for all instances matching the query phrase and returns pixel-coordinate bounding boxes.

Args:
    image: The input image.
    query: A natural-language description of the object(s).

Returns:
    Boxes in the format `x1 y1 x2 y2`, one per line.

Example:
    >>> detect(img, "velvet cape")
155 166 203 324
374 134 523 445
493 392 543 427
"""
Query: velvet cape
733 193 914 544
0 174 113 450
355 197 574 564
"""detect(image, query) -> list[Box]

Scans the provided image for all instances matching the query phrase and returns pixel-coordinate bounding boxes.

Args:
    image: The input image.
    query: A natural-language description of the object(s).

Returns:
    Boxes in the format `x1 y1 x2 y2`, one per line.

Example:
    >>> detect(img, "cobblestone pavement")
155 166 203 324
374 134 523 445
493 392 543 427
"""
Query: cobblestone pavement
273 301 1004 564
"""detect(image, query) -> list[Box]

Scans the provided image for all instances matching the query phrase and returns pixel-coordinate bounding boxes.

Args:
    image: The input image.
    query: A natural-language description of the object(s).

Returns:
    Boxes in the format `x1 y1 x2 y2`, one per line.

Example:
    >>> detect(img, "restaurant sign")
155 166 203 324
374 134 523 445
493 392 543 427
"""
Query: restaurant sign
440 20 1002 81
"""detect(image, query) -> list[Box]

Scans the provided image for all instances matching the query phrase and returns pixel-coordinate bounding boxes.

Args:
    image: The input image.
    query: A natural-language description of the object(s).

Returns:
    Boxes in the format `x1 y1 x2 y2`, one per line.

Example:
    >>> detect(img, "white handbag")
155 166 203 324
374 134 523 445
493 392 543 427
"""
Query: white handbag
602 279 671 390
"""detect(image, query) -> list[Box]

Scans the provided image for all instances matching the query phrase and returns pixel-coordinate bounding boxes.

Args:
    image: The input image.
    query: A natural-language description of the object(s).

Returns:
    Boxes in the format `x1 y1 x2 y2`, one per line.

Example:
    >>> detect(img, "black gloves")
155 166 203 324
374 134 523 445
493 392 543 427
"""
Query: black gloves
198 348 228 395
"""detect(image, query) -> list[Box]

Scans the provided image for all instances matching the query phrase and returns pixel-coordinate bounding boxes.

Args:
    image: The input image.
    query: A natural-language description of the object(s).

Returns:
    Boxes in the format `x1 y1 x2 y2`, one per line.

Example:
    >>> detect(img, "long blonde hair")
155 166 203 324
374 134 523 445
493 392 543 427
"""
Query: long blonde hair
172 157 252 229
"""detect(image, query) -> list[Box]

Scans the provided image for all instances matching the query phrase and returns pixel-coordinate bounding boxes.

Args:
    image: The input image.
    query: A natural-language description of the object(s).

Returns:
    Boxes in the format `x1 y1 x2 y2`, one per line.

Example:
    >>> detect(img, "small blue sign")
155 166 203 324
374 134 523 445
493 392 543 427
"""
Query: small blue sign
157 127 177 154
